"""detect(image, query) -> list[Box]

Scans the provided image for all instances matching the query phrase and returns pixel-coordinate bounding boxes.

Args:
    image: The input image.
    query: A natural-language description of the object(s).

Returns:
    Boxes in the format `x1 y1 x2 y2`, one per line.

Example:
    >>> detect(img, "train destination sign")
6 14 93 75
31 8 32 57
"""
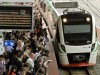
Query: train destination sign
0 6 33 30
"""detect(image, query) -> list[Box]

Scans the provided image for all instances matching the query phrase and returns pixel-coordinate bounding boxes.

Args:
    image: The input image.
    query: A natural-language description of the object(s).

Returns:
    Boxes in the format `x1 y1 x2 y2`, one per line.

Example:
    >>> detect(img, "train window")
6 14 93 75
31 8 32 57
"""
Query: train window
56 24 60 43
63 25 91 34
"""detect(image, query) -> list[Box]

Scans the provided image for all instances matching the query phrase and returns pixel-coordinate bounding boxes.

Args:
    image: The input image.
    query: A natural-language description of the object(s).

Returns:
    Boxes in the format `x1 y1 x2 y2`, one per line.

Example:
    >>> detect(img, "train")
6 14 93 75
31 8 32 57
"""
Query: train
38 0 98 67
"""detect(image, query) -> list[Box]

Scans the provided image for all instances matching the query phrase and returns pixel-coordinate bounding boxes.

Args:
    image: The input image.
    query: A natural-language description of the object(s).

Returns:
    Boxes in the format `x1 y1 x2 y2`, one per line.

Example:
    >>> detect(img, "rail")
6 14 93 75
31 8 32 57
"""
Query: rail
68 67 97 75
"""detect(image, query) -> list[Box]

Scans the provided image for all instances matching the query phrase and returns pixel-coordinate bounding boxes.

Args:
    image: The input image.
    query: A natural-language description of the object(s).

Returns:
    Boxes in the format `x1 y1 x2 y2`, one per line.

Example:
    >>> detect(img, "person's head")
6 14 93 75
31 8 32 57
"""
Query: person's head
29 53 35 60
9 32 13 36
13 37 17 42
37 56 43 64
24 40 31 46
23 52 28 58
44 50 49 54
39 38 43 43
42 50 49 57
17 40 22 47
43 28 46 31
17 51 23 58
30 32 34 38
25 46 32 53
0 55 4 62
24 32 28 37
39 15 42 18
19 67 28 74
10 65 17 72
36 68 45 75
18 31 22 35
18 63 29 75
23 63 29 71
38 47 42 52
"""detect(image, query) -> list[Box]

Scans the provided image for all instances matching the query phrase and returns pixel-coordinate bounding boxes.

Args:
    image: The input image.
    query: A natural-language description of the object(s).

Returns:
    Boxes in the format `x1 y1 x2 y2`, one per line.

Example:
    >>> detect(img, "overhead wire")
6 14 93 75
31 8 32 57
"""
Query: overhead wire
81 0 100 19
87 0 100 16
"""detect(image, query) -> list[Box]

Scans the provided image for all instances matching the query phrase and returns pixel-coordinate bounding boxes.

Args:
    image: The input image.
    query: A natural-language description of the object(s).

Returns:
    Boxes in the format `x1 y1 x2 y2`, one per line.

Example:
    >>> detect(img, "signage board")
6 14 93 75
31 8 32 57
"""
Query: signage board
4 40 15 46
0 5 33 30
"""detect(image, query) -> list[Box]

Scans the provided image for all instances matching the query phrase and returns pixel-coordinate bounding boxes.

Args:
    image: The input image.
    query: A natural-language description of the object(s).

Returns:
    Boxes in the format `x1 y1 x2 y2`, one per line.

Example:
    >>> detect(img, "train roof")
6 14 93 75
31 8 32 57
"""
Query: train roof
52 1 78 8
57 8 88 15
52 1 89 15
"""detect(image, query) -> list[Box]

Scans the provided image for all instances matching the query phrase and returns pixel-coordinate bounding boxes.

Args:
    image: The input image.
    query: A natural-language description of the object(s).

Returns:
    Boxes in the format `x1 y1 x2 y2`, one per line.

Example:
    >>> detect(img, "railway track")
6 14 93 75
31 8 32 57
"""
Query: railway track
67 67 97 75
58 66 97 75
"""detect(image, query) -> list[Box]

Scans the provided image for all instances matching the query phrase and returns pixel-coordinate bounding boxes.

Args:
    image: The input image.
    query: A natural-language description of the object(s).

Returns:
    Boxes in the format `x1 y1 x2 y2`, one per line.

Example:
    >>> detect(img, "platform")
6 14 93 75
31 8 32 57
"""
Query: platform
36 2 59 75
97 27 100 44
36 3 59 75
42 15 59 75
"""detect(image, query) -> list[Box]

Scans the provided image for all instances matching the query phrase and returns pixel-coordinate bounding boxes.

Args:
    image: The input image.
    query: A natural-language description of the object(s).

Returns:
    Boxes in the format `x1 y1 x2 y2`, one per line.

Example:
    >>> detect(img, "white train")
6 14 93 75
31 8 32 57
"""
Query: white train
39 0 98 67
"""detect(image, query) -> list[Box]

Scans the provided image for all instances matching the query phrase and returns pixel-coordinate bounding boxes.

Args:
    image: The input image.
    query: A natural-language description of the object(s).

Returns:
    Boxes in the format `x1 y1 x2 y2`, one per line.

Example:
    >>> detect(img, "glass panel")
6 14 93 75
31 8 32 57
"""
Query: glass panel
63 25 90 34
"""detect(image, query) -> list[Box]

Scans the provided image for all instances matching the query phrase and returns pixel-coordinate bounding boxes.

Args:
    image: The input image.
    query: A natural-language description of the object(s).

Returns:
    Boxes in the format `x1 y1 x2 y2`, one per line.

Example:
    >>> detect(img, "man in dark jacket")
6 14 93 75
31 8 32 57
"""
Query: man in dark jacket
11 51 23 74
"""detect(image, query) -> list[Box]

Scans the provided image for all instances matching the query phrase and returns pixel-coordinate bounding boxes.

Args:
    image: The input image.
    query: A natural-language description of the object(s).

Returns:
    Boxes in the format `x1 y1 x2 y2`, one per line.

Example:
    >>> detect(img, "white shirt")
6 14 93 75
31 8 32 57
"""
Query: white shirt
26 57 34 72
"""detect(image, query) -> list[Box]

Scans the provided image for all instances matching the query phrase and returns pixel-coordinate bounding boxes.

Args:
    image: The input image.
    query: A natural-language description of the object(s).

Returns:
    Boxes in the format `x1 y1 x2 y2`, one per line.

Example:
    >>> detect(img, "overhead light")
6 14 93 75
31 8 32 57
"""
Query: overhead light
86 17 91 22
63 18 67 23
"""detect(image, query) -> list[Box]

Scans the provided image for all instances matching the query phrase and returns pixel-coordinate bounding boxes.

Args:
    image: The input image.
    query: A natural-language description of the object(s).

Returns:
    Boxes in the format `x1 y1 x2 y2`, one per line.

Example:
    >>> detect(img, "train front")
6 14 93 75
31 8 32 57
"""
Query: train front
56 12 98 67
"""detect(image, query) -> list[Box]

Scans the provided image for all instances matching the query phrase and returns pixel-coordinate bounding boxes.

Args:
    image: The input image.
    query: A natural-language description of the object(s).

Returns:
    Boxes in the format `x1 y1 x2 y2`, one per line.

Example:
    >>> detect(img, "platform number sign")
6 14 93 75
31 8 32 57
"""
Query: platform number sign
4 40 15 46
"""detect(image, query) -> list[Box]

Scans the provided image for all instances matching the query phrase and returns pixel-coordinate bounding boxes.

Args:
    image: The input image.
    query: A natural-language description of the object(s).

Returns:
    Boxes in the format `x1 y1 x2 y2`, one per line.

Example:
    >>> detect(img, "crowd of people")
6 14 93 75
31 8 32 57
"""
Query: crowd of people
0 6 51 75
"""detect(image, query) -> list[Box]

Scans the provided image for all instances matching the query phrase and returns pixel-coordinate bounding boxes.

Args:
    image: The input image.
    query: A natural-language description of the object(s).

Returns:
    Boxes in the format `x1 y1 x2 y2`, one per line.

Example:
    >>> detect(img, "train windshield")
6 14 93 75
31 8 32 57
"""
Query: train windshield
63 25 90 33
63 24 92 45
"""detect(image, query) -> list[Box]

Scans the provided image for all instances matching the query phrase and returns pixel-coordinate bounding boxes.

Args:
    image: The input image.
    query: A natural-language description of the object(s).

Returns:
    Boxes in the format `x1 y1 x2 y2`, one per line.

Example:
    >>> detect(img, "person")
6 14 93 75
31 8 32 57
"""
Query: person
0 55 6 75
16 67 24 75
11 51 23 74
34 56 44 73
29 33 37 53
43 28 49 42
17 63 29 75
41 50 51 74
8 65 17 75
5 46 14 55
16 39 23 51
35 47 42 59
36 68 45 75
22 47 31 64
26 53 35 75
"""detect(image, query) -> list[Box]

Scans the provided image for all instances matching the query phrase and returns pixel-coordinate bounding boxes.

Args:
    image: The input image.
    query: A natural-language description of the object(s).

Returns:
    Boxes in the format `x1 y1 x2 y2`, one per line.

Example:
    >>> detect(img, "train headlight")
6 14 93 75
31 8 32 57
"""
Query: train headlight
63 18 67 23
86 17 91 22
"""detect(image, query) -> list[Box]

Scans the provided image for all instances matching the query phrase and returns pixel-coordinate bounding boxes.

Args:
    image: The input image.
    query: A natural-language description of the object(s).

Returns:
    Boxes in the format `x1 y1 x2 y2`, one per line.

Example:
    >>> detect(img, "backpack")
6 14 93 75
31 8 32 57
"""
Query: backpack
0 59 5 75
